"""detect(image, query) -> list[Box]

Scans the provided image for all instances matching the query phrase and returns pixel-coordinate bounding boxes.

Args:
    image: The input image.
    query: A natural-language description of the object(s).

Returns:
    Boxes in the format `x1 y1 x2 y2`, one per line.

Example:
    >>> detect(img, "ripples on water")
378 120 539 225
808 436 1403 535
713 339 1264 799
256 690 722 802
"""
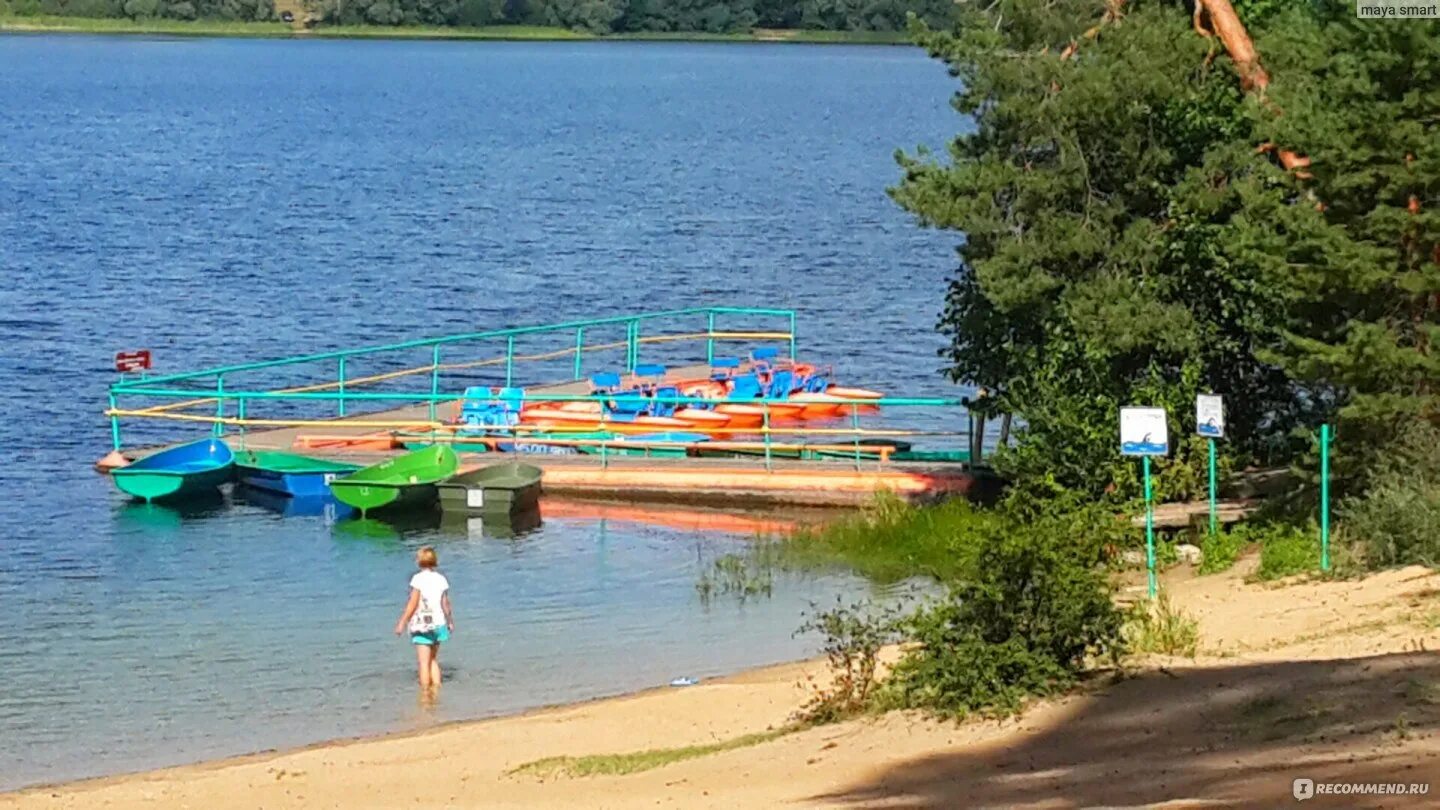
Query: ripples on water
0 35 960 789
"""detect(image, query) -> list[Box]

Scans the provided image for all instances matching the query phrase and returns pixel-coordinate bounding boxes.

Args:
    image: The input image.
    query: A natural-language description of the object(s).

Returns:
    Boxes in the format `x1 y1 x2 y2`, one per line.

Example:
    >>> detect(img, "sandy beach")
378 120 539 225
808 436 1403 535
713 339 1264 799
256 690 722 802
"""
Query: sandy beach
5 559 1440 809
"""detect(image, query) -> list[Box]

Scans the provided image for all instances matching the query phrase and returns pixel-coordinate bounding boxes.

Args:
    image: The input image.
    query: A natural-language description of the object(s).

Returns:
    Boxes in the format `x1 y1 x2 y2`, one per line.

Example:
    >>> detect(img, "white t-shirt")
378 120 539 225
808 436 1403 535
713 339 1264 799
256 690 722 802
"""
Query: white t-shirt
408 569 450 633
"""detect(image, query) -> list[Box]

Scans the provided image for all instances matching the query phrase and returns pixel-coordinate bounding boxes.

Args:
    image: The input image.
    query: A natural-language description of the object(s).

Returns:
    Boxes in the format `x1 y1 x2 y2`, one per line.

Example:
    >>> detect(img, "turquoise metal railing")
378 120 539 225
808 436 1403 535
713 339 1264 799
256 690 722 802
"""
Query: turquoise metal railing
107 307 797 451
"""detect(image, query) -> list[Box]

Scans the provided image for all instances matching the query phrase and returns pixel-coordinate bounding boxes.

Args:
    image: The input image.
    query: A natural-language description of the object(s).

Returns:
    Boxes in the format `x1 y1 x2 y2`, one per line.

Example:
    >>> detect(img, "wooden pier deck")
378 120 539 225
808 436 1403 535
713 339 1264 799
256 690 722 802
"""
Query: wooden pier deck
123 364 990 508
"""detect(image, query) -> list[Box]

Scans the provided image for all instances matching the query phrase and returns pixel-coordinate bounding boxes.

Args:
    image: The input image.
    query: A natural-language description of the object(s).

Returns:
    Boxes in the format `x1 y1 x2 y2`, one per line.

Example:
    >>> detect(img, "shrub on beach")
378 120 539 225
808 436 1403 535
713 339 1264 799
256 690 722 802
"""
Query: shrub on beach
1341 423 1440 569
878 508 1125 717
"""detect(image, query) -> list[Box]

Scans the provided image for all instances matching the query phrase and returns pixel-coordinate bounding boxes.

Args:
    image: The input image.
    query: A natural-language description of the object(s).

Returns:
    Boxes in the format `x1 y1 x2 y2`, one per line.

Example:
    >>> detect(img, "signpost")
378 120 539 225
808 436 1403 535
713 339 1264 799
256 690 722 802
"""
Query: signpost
1196 394 1224 535
1121 407 1170 599
114 350 152 374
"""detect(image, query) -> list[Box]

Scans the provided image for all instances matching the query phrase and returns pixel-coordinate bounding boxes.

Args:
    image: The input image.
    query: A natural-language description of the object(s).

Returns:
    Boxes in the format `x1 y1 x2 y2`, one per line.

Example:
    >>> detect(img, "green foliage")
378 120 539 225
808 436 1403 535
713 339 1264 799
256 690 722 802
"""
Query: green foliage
1198 526 1246 575
1341 423 1440 568
895 0 1438 504
1124 592 1200 657
781 493 999 582
879 509 1124 717
794 598 900 724
301 0 950 32
1254 522 1320 580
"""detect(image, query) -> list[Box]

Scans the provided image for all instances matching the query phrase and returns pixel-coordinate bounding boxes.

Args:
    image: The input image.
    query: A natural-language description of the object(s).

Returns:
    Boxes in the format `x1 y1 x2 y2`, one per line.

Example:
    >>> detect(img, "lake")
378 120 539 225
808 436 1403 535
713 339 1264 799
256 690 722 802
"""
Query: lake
0 34 960 790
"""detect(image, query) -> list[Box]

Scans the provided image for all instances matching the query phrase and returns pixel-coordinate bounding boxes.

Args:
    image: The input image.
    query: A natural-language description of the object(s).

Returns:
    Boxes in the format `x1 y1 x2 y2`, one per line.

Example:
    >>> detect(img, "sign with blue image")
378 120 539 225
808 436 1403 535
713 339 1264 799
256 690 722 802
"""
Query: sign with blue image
1196 394 1224 438
1120 407 1170 456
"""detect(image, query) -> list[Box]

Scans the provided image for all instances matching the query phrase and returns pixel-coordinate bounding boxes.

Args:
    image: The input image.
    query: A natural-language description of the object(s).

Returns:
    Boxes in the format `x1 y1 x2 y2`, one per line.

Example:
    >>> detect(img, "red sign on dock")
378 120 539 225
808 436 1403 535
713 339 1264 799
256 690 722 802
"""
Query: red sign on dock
114 350 152 373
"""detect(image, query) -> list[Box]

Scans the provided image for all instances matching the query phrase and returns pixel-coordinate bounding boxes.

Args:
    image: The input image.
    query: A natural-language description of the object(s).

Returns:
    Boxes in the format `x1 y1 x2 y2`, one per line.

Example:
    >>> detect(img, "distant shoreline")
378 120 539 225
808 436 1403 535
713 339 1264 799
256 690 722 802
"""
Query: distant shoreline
0 17 915 45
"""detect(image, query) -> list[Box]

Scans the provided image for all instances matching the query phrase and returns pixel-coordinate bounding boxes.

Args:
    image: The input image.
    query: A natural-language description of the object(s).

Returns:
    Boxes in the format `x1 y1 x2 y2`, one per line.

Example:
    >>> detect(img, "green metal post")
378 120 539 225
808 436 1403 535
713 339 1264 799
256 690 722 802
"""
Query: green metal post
238 397 247 442
1144 455 1156 599
1320 424 1331 572
788 311 797 361
505 336 515 387
627 320 639 372
1208 438 1218 536
213 376 225 437
337 357 347 417
108 393 121 451
429 344 441 422
706 312 716 365
574 328 585 380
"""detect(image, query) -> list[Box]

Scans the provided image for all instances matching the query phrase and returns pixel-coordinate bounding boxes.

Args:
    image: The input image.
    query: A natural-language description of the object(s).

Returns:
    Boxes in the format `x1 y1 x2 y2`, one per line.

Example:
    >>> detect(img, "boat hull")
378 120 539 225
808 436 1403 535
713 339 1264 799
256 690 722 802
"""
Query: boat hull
437 462 543 515
110 438 235 503
328 446 459 516
234 451 361 498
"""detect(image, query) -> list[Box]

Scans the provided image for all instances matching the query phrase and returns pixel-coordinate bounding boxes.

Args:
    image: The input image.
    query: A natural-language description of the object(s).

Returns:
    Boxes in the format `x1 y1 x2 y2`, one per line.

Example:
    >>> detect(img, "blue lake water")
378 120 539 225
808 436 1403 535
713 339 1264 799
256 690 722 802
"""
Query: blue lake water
0 35 960 790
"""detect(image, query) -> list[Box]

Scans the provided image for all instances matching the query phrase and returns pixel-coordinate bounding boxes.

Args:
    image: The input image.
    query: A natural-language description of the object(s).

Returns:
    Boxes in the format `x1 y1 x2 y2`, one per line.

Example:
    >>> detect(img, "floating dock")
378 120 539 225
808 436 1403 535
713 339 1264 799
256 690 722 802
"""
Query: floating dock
102 307 993 507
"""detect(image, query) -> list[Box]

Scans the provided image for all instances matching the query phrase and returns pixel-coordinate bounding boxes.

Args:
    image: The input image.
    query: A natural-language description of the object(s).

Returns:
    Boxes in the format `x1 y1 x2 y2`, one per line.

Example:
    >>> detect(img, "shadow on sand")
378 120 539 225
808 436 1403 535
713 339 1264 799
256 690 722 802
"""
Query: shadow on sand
814 651 1440 808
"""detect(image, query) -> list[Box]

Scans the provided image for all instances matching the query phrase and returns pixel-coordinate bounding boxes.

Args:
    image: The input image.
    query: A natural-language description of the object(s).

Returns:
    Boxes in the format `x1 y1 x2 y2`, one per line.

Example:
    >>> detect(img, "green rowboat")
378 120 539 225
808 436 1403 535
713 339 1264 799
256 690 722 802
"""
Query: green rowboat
438 461 543 515
328 446 459 516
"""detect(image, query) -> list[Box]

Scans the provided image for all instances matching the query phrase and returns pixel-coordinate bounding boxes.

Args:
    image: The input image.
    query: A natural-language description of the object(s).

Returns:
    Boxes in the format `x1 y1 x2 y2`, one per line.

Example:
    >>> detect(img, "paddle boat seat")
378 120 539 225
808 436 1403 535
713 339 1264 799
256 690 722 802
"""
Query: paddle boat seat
766 370 795 399
709 357 740 382
728 374 764 400
605 392 651 421
631 363 667 395
651 385 680 417
590 372 623 394
460 386 523 429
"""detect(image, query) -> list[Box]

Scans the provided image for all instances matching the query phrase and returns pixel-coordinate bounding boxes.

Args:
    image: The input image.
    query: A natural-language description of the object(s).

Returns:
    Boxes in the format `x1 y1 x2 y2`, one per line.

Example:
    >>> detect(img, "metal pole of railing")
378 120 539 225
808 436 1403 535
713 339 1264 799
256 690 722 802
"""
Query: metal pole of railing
763 404 772 471
600 411 610 469
573 327 584 380
429 345 441 422
788 311 797 360
706 312 716 365
505 336 515 387
108 393 122 451
238 397 247 443
337 357 347 417
213 376 225 437
851 402 861 470
627 320 639 372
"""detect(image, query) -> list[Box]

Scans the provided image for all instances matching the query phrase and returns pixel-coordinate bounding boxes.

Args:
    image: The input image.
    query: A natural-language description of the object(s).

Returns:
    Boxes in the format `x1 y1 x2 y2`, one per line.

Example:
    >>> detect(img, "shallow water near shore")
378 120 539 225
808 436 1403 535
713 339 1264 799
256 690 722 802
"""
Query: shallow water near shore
0 35 959 789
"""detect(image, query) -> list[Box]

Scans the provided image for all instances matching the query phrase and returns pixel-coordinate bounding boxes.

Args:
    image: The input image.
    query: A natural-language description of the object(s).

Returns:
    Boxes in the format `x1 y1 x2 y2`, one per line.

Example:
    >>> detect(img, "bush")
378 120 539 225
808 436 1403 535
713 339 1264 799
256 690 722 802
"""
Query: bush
879 510 1124 717
1341 422 1440 569
1198 526 1245 575
1255 522 1320 581
794 598 900 725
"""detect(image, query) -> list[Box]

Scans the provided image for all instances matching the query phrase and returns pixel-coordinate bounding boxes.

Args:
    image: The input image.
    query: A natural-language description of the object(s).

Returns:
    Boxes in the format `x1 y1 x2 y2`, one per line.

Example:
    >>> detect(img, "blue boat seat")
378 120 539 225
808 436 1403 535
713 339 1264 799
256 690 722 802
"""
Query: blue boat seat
766 370 795 400
606 392 650 420
709 357 740 381
652 385 680 417
590 372 623 393
751 347 780 362
633 363 666 378
728 374 764 400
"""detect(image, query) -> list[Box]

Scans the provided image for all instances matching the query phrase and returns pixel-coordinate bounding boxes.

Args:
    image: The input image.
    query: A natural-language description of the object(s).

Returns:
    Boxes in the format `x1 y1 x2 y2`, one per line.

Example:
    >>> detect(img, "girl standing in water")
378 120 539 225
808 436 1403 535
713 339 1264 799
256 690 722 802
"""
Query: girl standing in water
393 546 453 688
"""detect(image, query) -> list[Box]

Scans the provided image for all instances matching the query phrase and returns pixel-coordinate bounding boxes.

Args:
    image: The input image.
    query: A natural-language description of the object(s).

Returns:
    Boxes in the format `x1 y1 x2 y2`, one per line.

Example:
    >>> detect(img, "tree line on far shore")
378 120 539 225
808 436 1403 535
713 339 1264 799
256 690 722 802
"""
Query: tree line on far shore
1 0 955 33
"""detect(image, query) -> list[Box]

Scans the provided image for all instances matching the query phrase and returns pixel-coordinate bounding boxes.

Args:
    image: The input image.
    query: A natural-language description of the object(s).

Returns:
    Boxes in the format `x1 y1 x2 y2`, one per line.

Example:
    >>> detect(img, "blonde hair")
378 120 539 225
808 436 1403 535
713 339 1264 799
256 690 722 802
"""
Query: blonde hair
416 546 438 569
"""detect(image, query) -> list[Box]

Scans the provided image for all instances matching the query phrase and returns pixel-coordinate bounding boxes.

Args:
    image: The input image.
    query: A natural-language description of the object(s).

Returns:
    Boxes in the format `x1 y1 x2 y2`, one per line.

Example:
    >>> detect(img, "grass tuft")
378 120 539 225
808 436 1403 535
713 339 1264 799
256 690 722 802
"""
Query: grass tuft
1124 592 1200 657
508 727 794 779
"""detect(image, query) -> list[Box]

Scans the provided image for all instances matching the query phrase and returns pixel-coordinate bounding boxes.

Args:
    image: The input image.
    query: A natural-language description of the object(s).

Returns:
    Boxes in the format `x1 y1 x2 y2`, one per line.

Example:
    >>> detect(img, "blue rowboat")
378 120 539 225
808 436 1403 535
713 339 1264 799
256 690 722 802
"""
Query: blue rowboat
234 450 362 498
110 438 235 502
